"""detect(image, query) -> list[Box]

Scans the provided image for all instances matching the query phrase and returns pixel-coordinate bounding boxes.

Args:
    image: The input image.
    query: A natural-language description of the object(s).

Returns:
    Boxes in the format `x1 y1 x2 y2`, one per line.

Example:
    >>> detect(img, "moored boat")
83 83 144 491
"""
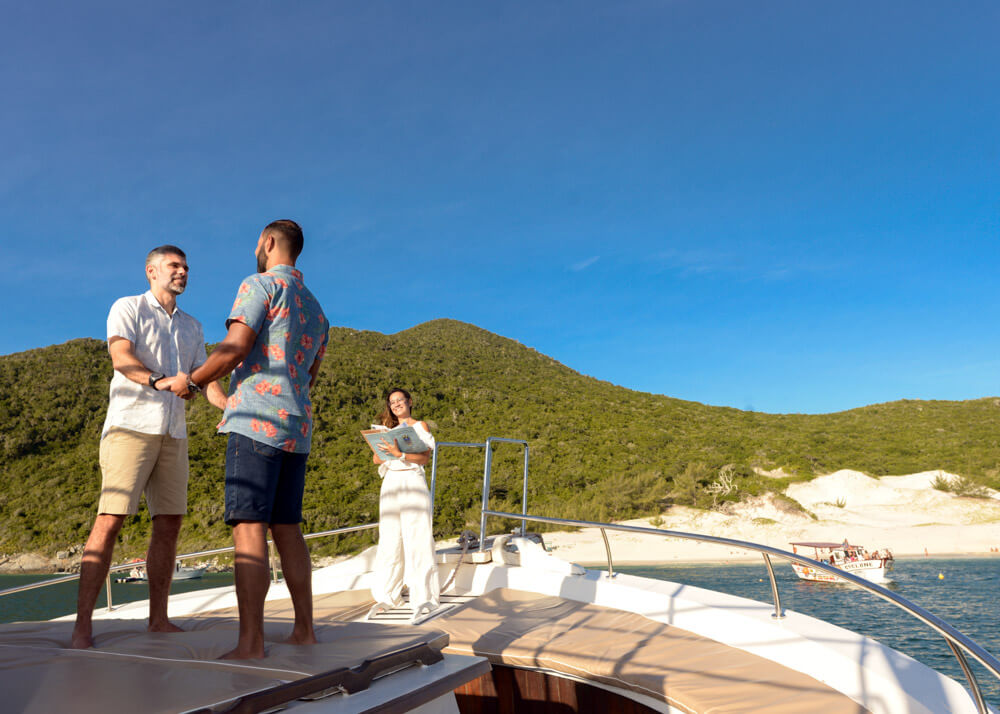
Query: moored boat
790 540 895 583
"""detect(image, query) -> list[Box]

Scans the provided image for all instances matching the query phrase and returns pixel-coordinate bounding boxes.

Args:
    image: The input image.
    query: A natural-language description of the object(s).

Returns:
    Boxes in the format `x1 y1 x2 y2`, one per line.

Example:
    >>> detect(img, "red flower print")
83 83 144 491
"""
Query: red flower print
217 418 226 429
267 305 281 321
251 419 261 432
318 344 327 359
300 334 313 349
227 395 239 409
255 381 270 396
275 278 288 288
294 295 303 308
231 315 247 324
304 404 312 418
298 313 306 324
238 283 251 295
278 408 289 421
270 383 282 395
280 307 290 319
294 384 301 395
284 332 291 341
295 350 305 364
300 422 309 436
269 345 285 360
251 364 262 373
264 421 278 438
288 363 298 379
282 438 296 451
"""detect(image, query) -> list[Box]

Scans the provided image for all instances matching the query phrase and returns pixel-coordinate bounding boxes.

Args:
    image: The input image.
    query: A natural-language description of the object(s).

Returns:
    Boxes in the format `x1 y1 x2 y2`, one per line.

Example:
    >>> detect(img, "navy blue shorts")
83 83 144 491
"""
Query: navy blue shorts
224 432 307 526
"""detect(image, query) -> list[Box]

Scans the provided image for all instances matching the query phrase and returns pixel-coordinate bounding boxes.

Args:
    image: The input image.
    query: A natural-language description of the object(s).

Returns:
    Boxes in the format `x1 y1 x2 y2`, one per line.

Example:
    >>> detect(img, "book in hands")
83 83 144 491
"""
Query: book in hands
361 424 427 460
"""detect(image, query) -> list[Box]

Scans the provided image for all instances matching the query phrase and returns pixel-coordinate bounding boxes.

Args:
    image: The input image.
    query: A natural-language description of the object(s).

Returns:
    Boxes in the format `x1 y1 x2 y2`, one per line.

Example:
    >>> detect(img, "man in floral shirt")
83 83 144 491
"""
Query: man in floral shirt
189 219 328 659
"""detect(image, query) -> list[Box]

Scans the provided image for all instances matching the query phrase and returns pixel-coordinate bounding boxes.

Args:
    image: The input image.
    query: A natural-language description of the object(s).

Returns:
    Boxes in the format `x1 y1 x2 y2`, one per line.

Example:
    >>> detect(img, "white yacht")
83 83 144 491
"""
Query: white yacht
1 437 997 713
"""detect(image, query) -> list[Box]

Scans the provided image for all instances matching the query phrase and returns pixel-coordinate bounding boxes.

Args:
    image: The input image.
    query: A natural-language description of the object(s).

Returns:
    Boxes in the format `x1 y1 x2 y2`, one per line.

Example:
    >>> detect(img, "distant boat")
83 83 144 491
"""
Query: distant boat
123 562 206 582
790 541 894 583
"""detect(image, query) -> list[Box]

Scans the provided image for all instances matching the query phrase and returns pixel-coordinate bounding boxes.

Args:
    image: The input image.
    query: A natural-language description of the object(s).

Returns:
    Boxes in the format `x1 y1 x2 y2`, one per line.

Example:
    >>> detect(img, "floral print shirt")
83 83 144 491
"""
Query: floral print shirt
217 265 328 453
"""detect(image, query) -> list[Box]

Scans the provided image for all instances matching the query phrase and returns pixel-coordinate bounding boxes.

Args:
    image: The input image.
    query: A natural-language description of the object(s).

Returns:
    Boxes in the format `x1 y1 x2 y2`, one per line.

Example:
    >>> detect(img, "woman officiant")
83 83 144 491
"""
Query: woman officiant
366 388 440 623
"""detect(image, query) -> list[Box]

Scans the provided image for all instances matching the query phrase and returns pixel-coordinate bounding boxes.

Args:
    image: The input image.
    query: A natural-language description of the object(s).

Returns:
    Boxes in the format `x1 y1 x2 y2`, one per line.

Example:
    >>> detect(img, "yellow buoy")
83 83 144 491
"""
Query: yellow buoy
938 573 945 580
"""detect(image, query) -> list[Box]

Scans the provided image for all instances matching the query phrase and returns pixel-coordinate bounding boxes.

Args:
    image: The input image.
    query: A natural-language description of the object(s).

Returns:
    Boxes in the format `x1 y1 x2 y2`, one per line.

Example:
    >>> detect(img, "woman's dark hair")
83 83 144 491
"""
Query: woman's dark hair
378 387 412 428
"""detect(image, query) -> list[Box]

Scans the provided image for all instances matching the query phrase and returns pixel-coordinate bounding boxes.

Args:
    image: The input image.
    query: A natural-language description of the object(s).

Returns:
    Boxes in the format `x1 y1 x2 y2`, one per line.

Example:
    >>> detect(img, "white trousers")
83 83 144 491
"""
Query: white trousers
371 467 440 610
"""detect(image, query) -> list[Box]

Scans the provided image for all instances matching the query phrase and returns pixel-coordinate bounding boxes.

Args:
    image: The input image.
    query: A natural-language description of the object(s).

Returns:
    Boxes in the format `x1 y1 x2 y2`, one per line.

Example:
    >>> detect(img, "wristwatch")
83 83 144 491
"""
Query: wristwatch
186 378 202 394
149 372 165 389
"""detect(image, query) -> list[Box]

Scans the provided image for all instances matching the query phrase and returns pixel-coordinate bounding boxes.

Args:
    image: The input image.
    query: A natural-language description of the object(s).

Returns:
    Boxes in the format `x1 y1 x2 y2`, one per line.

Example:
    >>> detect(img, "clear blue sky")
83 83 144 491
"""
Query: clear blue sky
3 1 998 414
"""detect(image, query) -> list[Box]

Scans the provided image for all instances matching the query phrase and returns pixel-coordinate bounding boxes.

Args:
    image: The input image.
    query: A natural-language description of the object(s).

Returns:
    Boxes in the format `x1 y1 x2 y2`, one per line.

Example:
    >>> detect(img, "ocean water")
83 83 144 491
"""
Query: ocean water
0 572 234 624
1 558 998 706
619 557 1000 708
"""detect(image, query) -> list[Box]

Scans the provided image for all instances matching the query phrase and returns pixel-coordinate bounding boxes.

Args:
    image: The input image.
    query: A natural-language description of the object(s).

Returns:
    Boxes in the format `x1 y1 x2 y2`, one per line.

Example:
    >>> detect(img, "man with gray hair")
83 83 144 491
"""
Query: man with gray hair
71 245 226 649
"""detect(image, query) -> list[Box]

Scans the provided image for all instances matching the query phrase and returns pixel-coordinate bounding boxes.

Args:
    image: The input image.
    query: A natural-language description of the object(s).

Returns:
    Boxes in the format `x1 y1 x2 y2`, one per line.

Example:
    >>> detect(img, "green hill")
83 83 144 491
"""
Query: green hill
2 318 999 559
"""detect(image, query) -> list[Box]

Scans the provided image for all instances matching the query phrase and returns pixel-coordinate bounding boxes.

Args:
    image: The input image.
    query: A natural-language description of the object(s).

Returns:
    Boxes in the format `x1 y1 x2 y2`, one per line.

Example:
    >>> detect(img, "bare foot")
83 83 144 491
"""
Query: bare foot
69 630 94 650
219 645 265 660
283 629 318 646
148 620 184 634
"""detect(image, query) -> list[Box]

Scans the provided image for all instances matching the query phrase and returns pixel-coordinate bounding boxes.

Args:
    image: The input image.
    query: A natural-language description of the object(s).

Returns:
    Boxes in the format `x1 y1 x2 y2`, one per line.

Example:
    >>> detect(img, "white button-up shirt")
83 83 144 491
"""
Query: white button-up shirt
101 291 208 439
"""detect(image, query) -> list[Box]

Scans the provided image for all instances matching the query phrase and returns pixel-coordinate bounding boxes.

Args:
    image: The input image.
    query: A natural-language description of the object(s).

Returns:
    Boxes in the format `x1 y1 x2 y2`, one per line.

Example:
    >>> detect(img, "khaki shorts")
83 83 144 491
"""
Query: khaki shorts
98 428 189 517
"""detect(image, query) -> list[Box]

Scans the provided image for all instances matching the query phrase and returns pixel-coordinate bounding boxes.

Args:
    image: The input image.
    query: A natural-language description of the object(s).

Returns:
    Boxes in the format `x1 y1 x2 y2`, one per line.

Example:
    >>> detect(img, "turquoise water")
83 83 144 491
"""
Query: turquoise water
2 558 998 706
619 557 1000 708
0 572 234 624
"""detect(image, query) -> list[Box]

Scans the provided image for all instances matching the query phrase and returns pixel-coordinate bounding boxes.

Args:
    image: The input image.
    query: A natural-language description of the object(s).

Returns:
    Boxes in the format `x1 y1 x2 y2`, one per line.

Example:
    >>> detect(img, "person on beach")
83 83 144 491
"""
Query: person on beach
367 388 440 623
187 220 328 659
71 246 227 649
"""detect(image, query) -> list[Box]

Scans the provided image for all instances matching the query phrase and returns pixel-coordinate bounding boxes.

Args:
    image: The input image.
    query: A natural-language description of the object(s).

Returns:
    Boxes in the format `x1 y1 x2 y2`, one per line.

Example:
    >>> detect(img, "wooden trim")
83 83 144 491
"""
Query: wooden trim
454 665 662 714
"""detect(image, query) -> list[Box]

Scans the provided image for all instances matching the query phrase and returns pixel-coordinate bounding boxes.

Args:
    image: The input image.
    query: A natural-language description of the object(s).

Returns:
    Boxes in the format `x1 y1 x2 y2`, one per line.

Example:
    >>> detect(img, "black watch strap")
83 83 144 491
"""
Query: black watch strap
149 372 165 389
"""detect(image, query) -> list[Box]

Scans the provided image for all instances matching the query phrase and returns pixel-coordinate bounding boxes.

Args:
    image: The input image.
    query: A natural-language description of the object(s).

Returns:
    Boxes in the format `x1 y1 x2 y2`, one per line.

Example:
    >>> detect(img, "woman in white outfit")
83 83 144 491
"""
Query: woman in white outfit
367 388 440 622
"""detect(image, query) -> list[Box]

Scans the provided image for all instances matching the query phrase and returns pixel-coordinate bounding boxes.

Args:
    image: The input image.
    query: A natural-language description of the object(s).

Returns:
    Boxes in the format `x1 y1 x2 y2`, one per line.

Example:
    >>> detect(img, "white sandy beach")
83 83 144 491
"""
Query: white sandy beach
539 470 1000 565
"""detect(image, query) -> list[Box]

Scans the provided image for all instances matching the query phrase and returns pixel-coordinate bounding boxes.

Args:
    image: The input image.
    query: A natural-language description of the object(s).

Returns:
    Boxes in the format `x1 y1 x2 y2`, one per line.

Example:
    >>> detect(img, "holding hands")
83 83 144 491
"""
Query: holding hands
155 371 228 410
156 372 195 400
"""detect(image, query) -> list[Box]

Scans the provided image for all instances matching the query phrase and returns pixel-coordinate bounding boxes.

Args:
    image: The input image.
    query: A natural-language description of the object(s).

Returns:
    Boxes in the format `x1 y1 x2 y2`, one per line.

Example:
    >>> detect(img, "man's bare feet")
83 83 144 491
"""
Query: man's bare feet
219 645 265 660
148 620 184 634
69 628 94 650
283 629 318 646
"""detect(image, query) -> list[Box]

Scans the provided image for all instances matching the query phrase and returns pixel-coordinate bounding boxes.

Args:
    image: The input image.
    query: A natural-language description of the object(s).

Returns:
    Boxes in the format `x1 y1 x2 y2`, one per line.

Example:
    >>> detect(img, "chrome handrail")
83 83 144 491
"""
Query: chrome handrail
481 507 1000 714
0 523 377 606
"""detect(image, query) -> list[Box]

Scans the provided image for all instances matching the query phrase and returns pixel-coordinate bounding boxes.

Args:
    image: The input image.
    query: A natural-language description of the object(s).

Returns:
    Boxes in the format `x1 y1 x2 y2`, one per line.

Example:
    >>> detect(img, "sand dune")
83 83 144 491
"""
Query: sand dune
541 470 1000 565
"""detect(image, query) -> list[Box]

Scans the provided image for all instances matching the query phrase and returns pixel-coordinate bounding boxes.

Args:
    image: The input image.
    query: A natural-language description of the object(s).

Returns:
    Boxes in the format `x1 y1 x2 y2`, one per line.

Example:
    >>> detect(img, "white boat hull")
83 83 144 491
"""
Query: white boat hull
792 558 893 583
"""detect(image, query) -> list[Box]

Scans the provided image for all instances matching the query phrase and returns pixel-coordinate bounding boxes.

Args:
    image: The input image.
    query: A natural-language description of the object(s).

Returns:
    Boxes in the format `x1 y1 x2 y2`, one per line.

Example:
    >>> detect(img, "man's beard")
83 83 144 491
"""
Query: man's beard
256 248 267 273
167 279 186 295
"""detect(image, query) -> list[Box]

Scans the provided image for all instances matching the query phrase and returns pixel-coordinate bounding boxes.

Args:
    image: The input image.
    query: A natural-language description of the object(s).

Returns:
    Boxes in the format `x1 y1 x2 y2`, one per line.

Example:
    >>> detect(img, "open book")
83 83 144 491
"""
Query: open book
361 424 428 460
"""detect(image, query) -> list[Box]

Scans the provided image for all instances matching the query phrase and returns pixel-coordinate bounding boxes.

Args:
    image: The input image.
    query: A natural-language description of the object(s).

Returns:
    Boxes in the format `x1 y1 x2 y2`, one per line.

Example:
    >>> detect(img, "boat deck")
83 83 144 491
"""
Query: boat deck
0 586 868 713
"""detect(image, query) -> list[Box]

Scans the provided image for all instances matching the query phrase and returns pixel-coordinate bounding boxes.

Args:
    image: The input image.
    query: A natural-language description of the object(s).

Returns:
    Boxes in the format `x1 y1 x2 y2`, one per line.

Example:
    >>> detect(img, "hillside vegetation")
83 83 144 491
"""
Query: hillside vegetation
2 319 999 559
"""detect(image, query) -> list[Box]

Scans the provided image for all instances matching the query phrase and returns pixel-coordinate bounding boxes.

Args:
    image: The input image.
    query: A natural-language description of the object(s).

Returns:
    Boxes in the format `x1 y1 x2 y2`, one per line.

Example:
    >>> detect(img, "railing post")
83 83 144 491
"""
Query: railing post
105 573 114 612
946 639 988 714
268 540 280 583
430 444 439 512
600 528 616 579
479 443 494 552
761 553 784 619
520 444 529 537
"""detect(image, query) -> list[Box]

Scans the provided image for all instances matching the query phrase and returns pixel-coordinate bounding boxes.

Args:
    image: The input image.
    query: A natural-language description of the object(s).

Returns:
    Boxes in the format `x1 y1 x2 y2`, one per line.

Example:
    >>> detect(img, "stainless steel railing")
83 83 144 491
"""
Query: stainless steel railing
0 523 377 611
480 507 1000 714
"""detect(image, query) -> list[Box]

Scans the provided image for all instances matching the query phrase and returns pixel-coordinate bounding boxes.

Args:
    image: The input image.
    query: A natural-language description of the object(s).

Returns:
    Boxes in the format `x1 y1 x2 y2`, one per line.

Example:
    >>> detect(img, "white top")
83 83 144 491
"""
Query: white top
378 420 435 479
101 291 208 439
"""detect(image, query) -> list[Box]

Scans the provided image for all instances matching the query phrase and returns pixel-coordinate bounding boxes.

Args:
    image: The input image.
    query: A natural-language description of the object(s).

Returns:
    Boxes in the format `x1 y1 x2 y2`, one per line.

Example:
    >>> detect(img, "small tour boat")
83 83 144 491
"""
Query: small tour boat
790 540 894 583
121 561 207 583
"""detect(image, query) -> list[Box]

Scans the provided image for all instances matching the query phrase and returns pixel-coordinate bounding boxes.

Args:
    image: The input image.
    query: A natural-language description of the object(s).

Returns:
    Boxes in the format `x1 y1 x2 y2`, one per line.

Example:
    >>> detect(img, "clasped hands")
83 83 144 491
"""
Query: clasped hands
156 371 197 400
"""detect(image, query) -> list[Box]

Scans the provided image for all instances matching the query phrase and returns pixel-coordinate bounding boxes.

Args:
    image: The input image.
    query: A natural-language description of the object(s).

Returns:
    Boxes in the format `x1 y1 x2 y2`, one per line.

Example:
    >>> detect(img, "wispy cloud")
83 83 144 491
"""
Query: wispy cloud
570 256 600 272
652 248 845 282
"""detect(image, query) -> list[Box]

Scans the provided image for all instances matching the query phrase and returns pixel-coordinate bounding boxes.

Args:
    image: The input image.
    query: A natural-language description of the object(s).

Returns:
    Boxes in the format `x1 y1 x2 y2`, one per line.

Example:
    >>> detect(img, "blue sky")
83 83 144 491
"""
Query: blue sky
3 1 998 414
